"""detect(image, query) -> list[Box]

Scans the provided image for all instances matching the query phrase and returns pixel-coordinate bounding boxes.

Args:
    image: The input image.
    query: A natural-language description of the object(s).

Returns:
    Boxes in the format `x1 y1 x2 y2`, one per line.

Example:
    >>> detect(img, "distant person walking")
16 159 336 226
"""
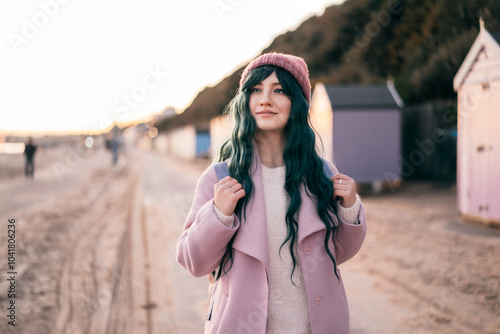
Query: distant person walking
24 137 37 179
176 53 367 333
105 128 121 166
111 135 119 165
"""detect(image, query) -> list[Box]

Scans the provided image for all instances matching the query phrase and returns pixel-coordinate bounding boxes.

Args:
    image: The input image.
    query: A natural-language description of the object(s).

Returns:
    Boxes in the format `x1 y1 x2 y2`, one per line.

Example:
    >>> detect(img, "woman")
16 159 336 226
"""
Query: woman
176 53 367 334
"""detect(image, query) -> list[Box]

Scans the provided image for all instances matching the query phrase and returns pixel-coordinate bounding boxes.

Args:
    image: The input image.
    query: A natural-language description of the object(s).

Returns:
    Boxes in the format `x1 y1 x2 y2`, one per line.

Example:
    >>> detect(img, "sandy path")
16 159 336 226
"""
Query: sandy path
0 147 499 334
138 150 208 333
0 146 207 334
344 183 500 334
0 147 133 333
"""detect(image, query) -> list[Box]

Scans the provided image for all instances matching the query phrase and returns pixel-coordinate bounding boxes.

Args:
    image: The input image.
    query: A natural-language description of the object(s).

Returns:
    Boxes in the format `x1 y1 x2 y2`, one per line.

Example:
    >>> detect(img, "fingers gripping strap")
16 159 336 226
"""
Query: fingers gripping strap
214 161 230 180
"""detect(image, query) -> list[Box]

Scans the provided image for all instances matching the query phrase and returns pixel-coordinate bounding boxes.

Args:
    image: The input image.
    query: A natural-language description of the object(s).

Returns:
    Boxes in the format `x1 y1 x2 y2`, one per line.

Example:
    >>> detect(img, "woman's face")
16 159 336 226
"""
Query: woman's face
249 71 291 135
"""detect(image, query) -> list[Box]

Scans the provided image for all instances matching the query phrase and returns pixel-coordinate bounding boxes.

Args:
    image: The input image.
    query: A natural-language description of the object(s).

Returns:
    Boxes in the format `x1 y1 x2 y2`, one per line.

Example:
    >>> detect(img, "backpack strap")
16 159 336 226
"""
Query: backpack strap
213 161 230 180
322 158 334 178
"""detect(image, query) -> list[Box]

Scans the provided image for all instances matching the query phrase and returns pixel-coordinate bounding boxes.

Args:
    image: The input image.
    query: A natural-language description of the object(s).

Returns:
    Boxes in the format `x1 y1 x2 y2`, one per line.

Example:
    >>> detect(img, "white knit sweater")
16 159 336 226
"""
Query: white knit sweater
214 164 361 333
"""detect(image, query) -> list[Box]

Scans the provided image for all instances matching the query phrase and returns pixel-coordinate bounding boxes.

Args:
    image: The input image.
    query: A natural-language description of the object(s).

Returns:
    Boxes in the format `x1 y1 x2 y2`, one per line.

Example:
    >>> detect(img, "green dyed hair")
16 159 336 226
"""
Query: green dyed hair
216 65 341 282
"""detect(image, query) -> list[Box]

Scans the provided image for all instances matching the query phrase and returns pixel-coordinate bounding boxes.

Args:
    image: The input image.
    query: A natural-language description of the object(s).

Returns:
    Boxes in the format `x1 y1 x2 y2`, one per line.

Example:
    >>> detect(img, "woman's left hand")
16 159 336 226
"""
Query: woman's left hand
330 174 357 208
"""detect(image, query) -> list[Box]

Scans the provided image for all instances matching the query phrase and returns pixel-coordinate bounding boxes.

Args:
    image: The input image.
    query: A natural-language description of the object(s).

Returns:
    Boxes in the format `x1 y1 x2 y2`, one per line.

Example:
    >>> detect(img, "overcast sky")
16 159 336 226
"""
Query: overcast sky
0 0 342 134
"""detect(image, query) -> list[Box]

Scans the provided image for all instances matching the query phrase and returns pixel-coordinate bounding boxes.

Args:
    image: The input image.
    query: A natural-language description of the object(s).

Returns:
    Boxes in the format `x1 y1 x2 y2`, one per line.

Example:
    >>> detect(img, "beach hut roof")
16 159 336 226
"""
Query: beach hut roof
453 19 500 91
323 83 403 110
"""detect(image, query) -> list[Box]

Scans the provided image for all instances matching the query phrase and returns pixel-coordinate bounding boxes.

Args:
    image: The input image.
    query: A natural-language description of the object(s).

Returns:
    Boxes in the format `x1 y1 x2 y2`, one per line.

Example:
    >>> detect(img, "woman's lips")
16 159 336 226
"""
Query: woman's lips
256 111 276 117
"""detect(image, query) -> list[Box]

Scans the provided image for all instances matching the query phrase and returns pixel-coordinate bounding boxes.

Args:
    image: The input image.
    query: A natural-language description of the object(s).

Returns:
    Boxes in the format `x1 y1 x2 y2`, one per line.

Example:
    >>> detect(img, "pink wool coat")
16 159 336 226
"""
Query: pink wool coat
176 145 367 334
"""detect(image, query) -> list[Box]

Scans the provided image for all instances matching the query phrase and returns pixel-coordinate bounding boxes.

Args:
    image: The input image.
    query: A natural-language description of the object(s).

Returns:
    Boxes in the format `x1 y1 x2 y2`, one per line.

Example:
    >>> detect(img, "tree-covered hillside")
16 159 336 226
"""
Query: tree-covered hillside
157 0 500 132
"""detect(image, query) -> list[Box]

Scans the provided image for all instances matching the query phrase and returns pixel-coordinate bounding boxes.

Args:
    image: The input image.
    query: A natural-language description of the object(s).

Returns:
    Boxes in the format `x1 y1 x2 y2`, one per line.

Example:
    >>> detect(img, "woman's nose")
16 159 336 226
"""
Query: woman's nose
259 89 272 105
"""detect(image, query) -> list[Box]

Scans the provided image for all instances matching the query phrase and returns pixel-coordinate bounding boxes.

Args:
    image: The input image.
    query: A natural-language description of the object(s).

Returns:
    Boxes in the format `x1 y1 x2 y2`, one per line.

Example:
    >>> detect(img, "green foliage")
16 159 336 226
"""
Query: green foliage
263 0 500 104
157 0 500 131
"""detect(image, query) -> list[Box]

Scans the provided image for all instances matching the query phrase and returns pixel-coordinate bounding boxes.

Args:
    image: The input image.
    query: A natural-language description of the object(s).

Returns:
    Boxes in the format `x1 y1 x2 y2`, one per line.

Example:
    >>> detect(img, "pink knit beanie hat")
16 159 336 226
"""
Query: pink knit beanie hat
240 52 311 103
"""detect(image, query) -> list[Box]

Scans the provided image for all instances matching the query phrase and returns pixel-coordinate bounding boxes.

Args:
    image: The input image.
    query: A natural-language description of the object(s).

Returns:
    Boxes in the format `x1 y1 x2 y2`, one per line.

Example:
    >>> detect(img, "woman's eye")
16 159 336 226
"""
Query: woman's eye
275 88 284 94
250 88 261 93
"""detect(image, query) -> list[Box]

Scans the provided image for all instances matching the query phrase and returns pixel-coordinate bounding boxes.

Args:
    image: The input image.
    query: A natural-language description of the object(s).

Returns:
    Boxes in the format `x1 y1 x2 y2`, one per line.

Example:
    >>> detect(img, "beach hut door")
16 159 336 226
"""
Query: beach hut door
468 87 490 217
487 83 500 220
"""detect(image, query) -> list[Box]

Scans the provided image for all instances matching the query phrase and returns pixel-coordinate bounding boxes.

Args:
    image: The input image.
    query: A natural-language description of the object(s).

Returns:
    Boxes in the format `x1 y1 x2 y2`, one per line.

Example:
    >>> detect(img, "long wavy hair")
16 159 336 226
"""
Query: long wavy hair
215 65 341 282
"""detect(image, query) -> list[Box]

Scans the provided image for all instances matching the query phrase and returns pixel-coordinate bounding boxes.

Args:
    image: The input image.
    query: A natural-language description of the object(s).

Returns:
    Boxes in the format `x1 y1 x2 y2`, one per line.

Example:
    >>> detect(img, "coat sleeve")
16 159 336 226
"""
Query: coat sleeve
176 165 240 277
325 159 367 266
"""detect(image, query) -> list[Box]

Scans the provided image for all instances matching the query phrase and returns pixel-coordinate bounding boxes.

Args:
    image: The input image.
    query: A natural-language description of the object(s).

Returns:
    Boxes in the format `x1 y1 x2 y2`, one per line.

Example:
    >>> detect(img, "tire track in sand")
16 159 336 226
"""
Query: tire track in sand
53 161 143 334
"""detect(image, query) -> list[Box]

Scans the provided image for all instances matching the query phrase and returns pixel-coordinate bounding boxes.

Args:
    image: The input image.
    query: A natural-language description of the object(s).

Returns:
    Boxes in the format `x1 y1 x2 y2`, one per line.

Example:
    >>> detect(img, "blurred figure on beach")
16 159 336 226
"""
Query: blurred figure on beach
105 127 123 166
24 137 37 179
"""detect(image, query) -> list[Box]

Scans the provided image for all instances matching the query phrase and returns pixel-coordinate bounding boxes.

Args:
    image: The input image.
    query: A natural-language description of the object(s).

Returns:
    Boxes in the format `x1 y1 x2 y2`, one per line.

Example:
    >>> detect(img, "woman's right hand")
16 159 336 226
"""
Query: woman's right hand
214 176 246 216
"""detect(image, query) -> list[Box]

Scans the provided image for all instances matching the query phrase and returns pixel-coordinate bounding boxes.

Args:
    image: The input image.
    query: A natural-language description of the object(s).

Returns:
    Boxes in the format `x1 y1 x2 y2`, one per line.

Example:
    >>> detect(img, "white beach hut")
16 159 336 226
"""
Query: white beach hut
209 115 233 159
453 19 500 225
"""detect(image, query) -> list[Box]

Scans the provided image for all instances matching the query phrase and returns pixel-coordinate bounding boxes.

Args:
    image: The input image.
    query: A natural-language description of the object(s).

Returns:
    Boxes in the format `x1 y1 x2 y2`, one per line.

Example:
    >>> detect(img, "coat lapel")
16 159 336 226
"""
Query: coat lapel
232 141 270 272
297 184 328 245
